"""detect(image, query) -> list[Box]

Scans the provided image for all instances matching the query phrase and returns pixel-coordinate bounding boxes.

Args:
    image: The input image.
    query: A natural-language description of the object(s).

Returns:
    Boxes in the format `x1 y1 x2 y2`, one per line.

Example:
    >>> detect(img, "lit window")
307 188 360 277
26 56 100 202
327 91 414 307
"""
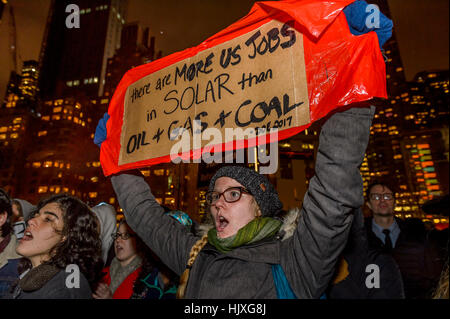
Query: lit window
52 115 61 120
153 169 165 176
13 117 22 124
109 197 115 204
42 116 50 121
92 161 101 167
0 127 7 133
0 134 6 140
78 176 85 180
89 192 98 198
10 133 18 139
66 163 71 169
91 176 99 182
53 106 62 113
32 162 41 168
140 170 150 177
38 131 47 137
38 186 48 194
63 187 69 193
67 81 73 87
43 161 52 168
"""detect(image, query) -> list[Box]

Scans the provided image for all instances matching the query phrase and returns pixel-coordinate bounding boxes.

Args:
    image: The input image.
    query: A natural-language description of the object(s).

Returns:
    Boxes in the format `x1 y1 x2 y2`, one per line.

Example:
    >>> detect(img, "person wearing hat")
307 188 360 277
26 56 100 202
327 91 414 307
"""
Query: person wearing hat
11 199 37 224
95 100 376 298
91 202 117 266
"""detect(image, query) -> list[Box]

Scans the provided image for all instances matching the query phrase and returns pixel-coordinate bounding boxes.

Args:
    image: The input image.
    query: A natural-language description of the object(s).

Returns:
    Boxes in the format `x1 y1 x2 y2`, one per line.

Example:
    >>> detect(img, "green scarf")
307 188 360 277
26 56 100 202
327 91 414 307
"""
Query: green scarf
207 217 282 254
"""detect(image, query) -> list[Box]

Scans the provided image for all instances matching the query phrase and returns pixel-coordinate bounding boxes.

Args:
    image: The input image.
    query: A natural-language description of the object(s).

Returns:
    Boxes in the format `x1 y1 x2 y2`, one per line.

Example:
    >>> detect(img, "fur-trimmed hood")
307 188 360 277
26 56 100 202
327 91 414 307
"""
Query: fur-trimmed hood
193 208 301 241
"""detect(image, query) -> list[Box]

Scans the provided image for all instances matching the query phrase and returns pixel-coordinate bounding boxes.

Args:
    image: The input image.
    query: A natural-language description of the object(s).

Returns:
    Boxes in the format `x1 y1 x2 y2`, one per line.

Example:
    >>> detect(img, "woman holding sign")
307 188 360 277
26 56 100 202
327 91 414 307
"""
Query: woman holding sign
94 1 391 298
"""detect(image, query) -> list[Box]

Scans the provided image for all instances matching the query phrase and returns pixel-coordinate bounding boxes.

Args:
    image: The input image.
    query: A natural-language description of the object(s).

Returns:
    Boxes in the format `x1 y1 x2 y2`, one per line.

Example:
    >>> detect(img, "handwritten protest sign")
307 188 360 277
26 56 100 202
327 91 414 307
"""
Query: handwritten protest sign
119 20 309 166
100 0 387 176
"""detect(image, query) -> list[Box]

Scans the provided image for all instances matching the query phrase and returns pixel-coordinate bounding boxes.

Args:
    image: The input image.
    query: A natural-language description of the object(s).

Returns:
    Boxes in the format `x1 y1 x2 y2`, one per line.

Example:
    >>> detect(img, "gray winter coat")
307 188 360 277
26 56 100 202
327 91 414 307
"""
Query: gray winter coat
111 105 375 299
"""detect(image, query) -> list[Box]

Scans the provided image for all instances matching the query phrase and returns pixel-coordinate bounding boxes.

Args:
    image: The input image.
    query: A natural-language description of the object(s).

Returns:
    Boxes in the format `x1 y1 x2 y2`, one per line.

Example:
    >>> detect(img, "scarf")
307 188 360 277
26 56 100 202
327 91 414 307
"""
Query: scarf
19 263 61 292
207 217 282 254
109 255 142 294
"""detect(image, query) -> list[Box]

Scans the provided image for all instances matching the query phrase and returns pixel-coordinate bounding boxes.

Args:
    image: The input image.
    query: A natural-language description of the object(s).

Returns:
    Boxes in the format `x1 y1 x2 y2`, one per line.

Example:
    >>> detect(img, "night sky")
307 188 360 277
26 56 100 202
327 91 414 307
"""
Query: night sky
0 0 448 99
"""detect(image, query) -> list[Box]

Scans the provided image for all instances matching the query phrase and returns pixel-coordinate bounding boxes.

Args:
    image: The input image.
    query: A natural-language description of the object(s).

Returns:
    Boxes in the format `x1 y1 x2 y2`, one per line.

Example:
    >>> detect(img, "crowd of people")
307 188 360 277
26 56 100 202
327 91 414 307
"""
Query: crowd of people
0 0 448 300
1 104 448 300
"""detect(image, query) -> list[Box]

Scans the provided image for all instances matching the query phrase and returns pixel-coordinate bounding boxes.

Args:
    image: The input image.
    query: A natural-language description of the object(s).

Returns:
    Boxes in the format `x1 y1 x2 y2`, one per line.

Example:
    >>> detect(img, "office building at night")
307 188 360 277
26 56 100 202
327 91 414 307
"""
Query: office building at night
361 0 449 221
38 0 127 99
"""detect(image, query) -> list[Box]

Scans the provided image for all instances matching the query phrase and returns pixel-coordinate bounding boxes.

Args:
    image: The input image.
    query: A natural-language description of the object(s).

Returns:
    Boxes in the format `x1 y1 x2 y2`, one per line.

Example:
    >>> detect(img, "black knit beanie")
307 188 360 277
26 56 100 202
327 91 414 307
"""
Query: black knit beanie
208 166 283 217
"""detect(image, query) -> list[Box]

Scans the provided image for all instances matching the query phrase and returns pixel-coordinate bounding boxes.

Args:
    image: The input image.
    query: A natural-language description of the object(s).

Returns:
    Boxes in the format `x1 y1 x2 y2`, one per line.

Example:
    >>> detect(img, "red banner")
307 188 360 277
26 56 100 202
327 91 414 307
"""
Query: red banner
100 0 386 176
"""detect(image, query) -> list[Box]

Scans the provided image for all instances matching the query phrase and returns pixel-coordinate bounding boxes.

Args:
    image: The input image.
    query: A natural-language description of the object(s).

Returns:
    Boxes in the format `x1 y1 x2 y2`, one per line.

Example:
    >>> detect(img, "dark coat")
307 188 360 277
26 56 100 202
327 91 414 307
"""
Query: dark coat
10 267 92 299
365 217 444 298
327 209 405 299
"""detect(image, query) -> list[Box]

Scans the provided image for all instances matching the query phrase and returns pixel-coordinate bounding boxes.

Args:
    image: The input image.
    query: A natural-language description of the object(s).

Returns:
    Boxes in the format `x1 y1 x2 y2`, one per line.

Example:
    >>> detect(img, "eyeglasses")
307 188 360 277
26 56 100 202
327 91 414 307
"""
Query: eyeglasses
111 232 136 240
205 187 251 205
370 193 394 201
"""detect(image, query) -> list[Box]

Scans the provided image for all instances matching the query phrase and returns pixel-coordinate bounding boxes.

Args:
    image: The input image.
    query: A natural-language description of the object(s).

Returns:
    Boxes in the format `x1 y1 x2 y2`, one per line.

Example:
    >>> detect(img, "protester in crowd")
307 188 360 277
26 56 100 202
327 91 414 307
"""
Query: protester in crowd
91 202 117 266
93 0 392 299
0 189 22 299
11 199 36 224
96 103 376 299
9 194 104 299
327 208 405 299
364 181 444 298
93 219 168 299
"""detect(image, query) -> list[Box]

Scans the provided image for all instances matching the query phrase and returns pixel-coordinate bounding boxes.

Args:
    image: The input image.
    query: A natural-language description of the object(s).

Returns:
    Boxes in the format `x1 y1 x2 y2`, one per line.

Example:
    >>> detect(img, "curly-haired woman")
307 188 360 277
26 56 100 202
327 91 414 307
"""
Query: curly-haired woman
9 194 104 299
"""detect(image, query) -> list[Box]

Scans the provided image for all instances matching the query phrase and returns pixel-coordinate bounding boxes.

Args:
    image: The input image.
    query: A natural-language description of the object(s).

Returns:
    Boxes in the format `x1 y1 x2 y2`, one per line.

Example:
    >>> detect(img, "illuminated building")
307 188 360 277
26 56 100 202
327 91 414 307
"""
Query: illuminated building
361 1 449 221
0 61 41 195
18 61 39 103
15 97 115 205
2 71 20 109
38 0 127 99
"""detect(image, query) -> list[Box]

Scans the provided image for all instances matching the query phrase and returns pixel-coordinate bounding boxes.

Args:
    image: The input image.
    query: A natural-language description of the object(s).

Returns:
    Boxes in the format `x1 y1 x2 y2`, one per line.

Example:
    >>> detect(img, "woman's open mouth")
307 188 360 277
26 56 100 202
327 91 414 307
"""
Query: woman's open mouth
216 215 229 233
21 230 33 242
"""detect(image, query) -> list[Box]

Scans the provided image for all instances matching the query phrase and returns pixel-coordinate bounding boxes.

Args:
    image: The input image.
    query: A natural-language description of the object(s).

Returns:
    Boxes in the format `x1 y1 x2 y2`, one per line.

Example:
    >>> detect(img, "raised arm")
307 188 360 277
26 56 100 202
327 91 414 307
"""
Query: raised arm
111 172 199 275
281 104 375 298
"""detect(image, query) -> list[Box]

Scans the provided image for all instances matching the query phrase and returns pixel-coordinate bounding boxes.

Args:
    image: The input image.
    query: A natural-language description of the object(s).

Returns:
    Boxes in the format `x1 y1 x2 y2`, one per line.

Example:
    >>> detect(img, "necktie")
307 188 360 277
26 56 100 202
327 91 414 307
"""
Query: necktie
382 229 393 252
